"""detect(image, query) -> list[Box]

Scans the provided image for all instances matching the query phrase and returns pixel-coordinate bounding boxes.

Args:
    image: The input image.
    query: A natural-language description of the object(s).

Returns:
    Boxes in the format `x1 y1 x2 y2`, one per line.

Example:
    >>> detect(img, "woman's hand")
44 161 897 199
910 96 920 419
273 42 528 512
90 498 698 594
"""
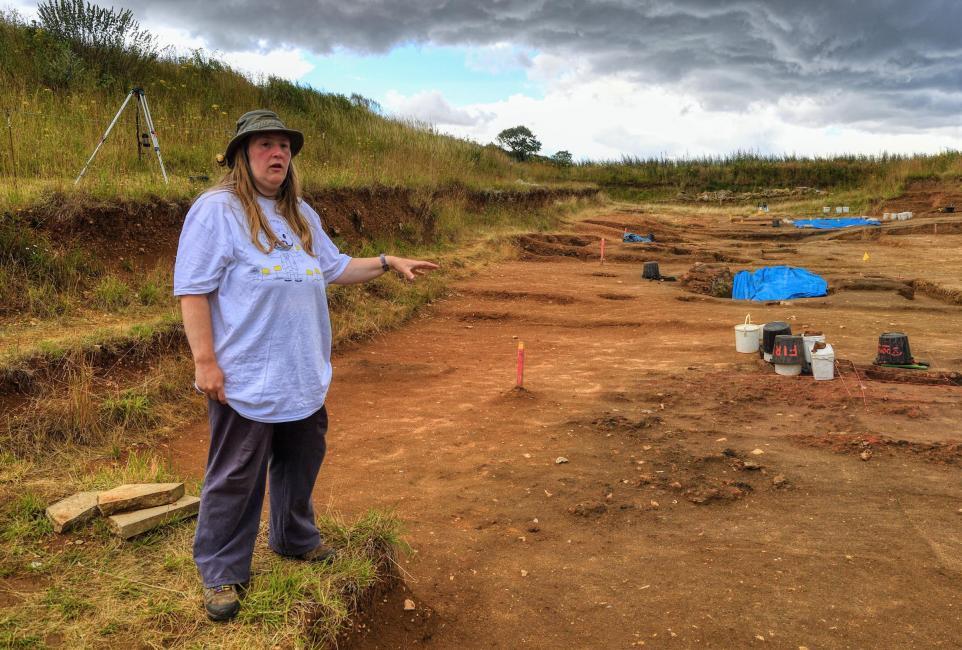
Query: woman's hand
388 256 440 281
194 359 227 404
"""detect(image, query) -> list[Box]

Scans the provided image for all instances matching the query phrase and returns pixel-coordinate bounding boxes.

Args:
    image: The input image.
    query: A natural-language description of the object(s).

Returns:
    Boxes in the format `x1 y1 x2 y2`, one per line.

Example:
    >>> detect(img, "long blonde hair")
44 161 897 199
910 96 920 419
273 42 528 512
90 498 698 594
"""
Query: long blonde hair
216 143 315 256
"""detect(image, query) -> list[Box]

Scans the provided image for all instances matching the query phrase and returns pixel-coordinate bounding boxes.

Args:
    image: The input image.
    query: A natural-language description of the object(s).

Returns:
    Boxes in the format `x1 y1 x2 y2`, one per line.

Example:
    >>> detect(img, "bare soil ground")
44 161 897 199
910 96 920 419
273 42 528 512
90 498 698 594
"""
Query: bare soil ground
168 202 962 648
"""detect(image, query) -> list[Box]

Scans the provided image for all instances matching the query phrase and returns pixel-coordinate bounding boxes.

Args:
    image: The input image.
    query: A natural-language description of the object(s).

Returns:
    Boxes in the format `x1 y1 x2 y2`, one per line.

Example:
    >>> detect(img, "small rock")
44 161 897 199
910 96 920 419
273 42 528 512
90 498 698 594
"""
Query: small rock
520 569 528 577
569 502 607 517
555 457 569 465
669 481 682 489
649 500 659 508
756 635 766 641
742 461 762 471
772 474 789 488
403 599 416 611
716 437 727 442
859 450 872 461
522 453 531 459
751 448 765 456
29 561 43 569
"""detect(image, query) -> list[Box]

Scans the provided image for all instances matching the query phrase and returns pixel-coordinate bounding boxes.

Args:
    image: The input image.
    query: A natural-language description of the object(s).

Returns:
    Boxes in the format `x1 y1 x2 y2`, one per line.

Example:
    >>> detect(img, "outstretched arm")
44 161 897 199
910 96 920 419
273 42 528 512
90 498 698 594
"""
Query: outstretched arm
331 255 439 285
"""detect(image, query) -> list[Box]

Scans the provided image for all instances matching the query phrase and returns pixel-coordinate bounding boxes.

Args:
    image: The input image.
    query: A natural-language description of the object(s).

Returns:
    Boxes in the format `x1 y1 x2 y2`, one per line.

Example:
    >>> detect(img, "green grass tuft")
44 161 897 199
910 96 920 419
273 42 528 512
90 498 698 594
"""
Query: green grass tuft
92 276 131 310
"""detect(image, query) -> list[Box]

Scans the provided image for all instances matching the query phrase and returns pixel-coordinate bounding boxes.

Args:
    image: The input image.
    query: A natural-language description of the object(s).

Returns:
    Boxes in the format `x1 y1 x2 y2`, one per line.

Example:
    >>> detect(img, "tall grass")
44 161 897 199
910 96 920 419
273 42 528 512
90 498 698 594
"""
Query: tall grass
0 9 546 208
551 150 962 198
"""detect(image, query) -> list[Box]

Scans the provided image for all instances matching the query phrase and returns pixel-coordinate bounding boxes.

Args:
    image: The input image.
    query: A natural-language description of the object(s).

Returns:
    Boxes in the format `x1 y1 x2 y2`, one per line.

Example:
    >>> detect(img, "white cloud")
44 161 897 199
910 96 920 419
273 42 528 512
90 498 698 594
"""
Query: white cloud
384 90 494 127
146 25 315 82
427 69 962 160
219 48 314 82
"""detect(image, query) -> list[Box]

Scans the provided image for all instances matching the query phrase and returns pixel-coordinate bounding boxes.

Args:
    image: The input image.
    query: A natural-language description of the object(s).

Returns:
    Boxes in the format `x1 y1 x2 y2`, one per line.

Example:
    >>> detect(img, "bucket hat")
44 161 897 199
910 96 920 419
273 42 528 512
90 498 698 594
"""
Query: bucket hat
223 109 304 168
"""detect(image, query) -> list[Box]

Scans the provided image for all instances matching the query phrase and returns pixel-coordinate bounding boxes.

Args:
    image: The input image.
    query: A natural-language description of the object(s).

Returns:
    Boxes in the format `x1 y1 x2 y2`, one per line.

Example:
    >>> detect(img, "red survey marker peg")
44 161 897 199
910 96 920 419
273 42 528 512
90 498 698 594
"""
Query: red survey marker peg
516 341 525 388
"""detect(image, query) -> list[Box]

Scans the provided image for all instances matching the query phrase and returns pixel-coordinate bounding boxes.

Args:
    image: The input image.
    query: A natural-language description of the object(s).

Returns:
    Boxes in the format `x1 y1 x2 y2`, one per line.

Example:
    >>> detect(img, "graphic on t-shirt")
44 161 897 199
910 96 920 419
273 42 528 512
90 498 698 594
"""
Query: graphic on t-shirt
257 219 323 283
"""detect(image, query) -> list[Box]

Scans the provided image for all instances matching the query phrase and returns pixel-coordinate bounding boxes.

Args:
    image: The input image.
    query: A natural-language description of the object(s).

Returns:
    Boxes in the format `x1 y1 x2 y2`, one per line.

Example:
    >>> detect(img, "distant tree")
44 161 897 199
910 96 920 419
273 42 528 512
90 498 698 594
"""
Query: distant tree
552 150 573 166
496 125 542 161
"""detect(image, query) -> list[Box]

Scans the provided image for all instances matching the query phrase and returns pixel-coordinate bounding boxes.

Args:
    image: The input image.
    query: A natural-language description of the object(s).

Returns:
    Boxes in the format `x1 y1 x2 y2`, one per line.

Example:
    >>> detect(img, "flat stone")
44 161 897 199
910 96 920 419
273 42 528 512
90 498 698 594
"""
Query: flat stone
107 495 200 539
98 483 184 516
46 491 100 533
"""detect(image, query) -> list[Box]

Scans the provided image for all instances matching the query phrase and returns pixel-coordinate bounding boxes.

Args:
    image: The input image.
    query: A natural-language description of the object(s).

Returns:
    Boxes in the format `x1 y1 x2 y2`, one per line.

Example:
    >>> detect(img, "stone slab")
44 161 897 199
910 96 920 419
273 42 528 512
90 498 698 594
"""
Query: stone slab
107 495 200 539
45 491 101 533
97 483 184 516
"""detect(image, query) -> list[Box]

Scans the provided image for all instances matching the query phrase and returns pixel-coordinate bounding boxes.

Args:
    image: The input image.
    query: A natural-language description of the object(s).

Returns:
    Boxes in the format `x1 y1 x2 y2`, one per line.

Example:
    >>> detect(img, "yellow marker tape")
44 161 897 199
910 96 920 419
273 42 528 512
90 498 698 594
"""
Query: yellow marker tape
273 265 282 271
261 268 270 275
306 269 313 276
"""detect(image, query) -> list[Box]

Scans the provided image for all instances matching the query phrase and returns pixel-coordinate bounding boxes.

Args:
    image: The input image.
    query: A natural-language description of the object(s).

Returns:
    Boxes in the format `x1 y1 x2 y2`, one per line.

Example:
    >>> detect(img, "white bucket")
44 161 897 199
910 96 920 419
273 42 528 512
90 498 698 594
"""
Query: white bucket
774 363 802 376
734 315 761 353
802 333 826 364
812 344 835 381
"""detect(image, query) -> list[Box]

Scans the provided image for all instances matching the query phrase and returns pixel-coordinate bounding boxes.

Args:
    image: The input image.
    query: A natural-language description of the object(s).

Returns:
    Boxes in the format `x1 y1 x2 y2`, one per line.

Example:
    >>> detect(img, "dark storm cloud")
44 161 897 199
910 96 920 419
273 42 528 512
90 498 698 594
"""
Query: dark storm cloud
120 0 962 130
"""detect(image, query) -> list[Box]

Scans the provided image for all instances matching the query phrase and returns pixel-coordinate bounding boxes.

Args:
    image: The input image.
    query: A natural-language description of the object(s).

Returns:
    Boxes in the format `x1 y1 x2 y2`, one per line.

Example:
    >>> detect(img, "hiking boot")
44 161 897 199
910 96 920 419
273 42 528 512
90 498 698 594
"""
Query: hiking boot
296 541 336 563
203 584 241 621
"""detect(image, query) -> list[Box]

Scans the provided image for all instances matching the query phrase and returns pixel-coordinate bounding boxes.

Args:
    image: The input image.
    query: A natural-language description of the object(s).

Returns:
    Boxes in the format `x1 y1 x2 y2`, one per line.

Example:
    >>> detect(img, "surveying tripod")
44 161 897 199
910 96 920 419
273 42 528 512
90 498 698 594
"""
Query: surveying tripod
75 87 168 185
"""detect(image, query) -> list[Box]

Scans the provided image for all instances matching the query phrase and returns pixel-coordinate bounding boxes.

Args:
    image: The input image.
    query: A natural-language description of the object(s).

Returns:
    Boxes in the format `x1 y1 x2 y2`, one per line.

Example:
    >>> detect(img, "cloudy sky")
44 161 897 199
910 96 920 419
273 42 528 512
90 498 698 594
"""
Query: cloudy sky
9 0 962 160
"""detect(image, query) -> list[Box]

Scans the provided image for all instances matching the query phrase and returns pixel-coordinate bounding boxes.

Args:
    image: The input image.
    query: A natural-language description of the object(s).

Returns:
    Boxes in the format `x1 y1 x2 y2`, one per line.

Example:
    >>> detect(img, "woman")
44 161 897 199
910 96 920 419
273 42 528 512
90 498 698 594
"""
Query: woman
173 109 438 621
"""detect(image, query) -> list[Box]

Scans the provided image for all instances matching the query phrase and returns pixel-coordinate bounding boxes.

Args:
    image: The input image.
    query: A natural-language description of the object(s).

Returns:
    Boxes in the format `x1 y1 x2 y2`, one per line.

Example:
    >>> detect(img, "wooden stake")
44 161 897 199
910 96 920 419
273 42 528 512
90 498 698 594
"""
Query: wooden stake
516 341 525 388
600 237 606 265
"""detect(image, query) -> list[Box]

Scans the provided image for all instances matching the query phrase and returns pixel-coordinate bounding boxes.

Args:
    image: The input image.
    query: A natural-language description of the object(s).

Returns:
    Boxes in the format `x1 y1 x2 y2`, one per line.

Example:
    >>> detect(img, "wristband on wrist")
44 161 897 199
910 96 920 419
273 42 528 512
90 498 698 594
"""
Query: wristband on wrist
379 253 390 272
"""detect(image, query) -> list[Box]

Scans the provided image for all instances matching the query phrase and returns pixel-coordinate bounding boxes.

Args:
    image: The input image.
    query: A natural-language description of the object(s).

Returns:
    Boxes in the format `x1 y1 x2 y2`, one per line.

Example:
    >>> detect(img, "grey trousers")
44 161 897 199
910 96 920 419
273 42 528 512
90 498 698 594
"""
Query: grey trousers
193 400 328 587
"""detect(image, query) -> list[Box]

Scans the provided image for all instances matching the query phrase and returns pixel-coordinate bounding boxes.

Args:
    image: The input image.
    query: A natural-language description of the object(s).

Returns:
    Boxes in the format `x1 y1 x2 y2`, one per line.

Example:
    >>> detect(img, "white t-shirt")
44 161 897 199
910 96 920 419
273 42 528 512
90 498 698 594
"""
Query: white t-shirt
173 189 351 423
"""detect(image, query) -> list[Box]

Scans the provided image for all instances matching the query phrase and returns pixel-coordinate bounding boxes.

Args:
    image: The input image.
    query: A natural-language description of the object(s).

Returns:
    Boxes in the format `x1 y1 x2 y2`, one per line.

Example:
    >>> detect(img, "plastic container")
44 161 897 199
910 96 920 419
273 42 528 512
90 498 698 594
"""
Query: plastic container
802 332 826 364
642 261 661 280
735 316 761 353
762 322 791 362
772 334 804 375
812 344 835 380
876 332 912 365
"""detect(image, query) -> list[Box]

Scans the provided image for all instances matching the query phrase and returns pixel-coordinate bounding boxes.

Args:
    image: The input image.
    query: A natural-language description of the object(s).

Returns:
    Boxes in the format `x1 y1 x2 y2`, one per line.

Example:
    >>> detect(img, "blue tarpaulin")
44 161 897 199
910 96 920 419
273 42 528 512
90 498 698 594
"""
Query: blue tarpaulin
793 218 880 229
732 266 828 301
623 232 655 243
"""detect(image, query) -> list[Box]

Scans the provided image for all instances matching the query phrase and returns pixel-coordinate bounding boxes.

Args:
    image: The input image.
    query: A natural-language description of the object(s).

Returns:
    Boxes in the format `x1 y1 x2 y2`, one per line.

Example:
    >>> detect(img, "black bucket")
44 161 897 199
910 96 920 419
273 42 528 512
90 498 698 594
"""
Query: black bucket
876 332 912 365
642 261 661 280
771 335 804 365
762 321 791 356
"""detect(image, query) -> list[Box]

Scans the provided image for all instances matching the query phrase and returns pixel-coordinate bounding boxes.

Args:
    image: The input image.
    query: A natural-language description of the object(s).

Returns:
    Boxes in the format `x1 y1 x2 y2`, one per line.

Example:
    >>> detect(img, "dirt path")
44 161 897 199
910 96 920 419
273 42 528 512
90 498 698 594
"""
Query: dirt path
168 204 962 648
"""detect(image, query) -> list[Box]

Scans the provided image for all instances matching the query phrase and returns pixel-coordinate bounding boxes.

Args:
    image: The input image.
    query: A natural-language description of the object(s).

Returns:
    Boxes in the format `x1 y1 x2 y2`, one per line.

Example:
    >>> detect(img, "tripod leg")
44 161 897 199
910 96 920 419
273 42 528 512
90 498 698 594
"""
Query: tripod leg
75 91 135 185
139 94 169 185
